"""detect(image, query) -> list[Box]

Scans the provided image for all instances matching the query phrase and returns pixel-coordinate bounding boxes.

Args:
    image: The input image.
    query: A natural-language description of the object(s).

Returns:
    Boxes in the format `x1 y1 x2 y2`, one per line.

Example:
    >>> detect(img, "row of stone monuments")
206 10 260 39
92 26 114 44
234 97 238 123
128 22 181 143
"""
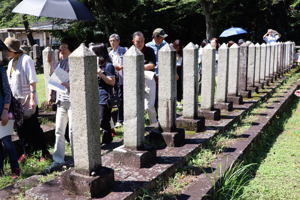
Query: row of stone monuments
41 41 295 198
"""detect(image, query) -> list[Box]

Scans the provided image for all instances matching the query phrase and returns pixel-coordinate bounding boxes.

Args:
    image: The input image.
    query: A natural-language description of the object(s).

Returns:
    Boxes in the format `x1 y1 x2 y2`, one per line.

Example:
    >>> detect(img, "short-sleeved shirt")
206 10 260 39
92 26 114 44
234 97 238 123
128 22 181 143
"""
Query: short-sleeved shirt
146 40 167 75
7 54 38 103
98 62 115 105
263 35 280 44
141 46 156 69
109 46 127 85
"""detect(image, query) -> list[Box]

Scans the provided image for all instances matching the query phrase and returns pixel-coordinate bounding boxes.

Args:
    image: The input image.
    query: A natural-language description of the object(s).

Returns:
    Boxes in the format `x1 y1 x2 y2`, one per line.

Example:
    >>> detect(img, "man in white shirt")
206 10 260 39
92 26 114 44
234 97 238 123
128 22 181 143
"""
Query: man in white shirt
108 34 127 127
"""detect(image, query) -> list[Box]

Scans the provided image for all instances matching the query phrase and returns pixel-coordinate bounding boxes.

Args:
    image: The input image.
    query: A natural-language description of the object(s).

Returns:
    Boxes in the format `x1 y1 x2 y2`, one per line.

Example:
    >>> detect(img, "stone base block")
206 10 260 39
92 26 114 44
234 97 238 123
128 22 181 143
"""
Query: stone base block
227 95 243 105
61 167 114 198
255 82 264 89
113 145 156 168
239 90 251 98
247 86 258 93
265 77 274 84
162 128 185 147
214 102 233 111
176 116 205 132
198 108 221 120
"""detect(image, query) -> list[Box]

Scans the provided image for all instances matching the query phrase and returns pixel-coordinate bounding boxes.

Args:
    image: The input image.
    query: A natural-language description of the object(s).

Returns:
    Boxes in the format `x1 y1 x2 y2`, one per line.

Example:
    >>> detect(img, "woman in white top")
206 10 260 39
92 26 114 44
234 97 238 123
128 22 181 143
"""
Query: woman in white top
4 37 50 162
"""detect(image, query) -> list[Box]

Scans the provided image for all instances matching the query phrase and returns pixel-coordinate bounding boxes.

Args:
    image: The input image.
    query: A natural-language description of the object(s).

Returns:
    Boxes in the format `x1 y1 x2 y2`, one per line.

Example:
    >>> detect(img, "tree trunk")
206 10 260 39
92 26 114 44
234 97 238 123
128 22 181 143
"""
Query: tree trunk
22 15 35 46
200 0 216 39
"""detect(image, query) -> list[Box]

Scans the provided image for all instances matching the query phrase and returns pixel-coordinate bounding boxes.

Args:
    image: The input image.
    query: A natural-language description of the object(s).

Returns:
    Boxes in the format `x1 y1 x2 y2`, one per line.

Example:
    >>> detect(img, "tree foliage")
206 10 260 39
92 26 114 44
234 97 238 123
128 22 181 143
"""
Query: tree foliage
0 0 299 46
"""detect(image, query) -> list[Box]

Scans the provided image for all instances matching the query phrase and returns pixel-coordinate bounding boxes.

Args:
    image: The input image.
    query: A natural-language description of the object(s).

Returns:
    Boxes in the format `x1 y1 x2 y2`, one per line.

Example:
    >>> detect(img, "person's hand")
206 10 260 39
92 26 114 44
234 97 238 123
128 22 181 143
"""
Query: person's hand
115 65 123 71
30 96 37 109
1 110 9 126
98 68 104 79
294 89 300 97
61 82 70 89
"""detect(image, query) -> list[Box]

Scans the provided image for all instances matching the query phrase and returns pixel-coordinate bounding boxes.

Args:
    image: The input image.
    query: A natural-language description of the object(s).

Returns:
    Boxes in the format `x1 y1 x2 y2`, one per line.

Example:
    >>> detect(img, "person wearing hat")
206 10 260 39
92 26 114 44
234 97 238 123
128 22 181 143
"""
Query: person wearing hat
4 37 50 163
0 39 21 178
146 28 169 112
146 28 168 75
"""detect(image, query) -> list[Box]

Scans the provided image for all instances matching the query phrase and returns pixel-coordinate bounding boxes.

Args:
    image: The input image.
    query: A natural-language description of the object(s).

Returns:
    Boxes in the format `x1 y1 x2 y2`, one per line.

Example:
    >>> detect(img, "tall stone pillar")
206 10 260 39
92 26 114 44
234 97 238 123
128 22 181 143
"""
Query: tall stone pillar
215 43 233 111
199 44 220 120
247 43 256 88
177 42 205 132
269 44 275 79
254 43 261 86
227 43 243 104
113 45 156 167
238 43 251 97
158 44 185 146
260 43 267 86
62 44 114 198
265 44 271 82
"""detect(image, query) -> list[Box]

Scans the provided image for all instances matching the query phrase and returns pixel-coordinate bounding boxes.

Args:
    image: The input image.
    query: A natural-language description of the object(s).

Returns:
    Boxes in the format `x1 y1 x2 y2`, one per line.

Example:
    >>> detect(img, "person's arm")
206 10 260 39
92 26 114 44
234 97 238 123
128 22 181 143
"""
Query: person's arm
98 63 116 86
144 63 155 71
144 47 156 71
29 82 37 109
1 68 11 125
99 72 115 86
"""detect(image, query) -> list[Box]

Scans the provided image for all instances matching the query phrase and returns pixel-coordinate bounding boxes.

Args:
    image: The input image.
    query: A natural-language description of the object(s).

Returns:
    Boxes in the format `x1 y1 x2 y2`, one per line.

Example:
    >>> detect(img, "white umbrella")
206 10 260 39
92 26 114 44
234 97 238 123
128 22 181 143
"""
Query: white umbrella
12 0 95 21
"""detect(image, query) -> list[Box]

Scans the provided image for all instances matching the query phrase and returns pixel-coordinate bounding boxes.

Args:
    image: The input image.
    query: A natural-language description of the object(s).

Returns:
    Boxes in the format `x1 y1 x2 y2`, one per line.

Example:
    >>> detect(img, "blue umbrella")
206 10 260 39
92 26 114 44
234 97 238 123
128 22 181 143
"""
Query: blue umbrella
12 0 95 21
219 27 247 37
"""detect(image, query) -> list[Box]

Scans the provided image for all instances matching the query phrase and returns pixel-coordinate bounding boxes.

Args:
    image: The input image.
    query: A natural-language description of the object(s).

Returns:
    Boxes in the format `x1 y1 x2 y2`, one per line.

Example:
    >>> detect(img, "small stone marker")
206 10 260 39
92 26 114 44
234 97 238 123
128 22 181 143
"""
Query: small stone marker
177 42 205 132
61 43 114 198
199 44 220 120
158 44 185 146
215 43 233 111
227 43 243 105
113 45 156 167
42 47 54 98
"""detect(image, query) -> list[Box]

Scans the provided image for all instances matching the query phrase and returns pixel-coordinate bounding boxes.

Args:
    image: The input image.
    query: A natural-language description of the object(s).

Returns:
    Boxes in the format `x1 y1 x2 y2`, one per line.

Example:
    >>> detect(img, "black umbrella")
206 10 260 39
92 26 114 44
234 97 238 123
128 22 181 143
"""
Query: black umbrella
12 0 95 21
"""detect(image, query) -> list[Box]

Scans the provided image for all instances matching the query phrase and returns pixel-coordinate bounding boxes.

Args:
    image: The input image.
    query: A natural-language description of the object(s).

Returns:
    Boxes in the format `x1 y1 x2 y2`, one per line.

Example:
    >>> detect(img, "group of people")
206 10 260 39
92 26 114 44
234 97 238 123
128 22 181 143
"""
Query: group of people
0 27 282 176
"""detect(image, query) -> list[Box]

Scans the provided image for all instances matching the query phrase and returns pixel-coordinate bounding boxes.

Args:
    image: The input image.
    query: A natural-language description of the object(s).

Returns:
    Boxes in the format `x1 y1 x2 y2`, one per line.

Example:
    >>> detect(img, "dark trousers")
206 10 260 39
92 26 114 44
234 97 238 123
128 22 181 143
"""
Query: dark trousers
117 85 124 123
99 104 112 134
0 135 19 171
177 66 183 102
17 107 49 156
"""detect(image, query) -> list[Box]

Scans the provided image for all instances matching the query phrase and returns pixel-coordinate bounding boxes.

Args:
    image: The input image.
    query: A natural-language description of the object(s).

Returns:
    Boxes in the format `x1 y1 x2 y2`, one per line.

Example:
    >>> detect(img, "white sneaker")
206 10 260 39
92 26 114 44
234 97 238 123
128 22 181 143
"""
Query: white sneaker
115 122 123 128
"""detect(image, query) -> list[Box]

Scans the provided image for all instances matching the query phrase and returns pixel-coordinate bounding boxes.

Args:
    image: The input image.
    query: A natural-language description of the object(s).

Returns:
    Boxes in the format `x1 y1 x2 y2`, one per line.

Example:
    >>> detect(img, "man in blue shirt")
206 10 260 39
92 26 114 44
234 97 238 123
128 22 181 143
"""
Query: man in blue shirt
146 28 168 75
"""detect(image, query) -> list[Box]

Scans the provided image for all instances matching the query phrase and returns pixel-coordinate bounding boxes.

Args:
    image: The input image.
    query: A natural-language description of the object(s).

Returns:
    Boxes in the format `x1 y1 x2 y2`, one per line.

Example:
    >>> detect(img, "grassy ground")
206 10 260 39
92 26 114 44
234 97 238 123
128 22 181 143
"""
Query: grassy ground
37 73 46 106
239 98 300 200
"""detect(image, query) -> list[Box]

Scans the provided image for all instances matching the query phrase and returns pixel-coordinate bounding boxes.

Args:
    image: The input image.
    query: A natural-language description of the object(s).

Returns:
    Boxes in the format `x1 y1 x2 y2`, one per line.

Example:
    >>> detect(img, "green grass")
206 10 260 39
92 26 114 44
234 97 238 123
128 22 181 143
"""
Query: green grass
37 74 46 106
238 99 300 200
